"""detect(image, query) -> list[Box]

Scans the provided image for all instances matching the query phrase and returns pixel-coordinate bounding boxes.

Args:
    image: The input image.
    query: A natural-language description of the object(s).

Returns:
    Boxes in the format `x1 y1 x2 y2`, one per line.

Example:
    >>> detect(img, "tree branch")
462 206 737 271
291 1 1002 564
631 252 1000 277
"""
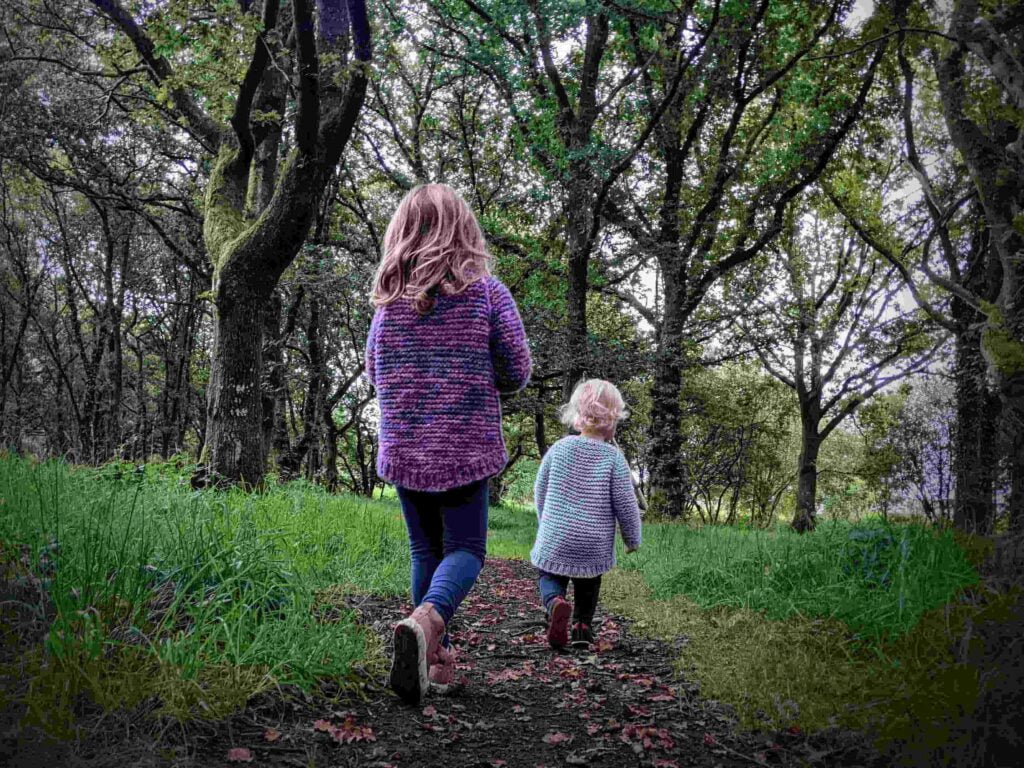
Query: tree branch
88 0 223 152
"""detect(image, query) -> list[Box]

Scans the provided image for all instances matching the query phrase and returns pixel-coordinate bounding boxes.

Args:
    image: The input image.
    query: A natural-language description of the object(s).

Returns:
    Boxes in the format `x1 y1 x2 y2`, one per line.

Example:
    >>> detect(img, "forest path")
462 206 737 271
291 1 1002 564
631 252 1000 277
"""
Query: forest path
200 559 864 768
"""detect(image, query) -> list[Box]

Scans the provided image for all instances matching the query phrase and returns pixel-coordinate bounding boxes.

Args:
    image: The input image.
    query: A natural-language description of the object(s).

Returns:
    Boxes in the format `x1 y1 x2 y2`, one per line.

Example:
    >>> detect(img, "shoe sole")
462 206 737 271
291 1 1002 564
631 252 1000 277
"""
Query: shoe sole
391 619 427 705
571 639 592 649
547 599 571 649
429 679 452 694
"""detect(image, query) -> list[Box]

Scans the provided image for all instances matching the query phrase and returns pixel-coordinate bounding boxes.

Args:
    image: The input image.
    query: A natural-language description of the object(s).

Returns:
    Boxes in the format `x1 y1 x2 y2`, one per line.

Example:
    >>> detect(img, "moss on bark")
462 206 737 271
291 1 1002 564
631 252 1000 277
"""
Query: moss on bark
980 302 1024 376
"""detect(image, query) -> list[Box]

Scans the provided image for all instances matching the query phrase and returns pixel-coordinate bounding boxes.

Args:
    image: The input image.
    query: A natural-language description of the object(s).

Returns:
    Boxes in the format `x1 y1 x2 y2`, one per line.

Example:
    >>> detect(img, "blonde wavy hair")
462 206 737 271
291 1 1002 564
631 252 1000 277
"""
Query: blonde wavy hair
371 184 491 314
559 379 629 439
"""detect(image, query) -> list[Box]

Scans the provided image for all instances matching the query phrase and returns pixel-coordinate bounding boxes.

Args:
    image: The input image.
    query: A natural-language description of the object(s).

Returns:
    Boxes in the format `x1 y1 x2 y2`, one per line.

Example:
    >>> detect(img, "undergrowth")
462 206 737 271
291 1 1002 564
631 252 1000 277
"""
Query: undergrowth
0 455 409 722
481 501 986 740
0 454 986 743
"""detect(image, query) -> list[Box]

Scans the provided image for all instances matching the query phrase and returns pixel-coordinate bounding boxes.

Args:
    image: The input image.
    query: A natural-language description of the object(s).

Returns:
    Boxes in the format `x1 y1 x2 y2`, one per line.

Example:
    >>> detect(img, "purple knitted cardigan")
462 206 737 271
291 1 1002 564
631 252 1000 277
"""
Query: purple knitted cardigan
365 276 532 492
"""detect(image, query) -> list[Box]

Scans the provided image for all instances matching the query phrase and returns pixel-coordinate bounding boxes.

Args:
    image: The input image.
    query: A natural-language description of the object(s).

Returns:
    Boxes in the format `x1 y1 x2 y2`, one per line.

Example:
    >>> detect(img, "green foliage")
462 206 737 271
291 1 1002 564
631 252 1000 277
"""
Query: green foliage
675 362 799 525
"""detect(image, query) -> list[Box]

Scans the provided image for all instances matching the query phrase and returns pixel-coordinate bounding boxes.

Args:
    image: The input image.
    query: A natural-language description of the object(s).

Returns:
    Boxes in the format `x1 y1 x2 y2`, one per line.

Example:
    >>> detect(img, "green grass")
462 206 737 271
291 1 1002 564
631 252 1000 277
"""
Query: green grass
622 518 977 642
486 500 537 559
0 455 411 720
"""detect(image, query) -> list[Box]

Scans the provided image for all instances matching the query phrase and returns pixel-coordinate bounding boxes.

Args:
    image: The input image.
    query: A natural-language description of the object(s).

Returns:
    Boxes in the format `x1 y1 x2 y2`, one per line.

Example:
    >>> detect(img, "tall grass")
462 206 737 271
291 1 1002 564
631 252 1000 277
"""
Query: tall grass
0 456 411 719
622 518 978 642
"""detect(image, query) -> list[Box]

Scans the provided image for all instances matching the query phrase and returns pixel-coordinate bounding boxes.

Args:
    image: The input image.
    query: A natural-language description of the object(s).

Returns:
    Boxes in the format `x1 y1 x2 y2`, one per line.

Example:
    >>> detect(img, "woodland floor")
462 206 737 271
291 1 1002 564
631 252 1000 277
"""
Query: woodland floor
1 557 890 768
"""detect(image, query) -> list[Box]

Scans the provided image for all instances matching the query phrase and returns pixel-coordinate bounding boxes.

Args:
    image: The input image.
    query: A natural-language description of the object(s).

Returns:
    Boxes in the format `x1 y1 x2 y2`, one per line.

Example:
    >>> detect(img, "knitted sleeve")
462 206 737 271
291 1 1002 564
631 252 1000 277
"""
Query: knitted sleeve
534 448 553 520
488 278 532 393
611 451 642 550
364 307 382 387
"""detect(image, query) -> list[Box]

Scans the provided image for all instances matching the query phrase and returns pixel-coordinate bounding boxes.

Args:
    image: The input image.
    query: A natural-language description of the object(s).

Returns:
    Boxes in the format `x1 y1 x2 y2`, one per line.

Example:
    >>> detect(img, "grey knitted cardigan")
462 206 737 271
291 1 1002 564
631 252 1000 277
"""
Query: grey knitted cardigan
530 435 642 578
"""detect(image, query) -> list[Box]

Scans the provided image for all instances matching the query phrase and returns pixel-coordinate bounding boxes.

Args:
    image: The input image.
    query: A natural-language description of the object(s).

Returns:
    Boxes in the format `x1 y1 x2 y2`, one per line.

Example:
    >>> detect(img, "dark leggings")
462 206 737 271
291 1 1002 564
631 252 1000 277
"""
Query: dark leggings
538 570 602 625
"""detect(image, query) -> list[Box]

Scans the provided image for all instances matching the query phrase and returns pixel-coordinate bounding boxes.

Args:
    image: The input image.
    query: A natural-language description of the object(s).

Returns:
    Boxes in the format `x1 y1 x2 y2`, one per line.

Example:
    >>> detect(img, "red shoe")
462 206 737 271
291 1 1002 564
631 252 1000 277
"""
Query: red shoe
391 603 445 704
546 597 571 649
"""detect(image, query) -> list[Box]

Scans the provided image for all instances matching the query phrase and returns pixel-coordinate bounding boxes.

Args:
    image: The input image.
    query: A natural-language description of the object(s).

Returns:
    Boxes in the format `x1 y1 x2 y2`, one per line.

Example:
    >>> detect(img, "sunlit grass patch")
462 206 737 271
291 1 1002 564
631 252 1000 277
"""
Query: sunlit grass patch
486 500 536 560
603 568 1014 740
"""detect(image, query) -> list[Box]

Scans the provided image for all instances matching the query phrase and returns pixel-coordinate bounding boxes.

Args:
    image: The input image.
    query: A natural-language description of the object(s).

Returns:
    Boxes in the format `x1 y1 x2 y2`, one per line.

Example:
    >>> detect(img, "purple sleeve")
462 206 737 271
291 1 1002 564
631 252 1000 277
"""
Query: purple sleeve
611 451 642 550
488 278 532 393
364 307 381 387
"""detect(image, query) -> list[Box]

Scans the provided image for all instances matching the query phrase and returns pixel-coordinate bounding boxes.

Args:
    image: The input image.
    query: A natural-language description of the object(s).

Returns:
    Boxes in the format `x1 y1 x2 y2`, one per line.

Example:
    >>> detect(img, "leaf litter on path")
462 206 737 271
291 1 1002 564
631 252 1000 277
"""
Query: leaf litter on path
193 558 877 767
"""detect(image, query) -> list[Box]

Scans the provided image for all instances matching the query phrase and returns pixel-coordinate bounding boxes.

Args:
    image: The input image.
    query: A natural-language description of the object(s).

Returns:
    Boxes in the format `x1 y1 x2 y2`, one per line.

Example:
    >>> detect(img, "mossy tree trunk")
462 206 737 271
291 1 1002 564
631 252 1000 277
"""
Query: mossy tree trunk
935 0 1024 529
90 0 371 487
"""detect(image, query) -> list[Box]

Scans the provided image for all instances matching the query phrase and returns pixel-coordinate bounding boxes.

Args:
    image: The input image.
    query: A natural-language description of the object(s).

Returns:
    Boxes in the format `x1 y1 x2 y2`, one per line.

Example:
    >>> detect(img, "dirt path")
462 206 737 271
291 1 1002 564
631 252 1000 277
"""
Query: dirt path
185 559 871 768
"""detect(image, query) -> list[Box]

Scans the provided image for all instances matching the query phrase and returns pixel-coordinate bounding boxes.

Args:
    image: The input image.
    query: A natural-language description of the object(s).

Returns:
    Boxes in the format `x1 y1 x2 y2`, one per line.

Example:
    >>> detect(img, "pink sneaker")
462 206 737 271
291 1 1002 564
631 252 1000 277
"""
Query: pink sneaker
391 603 445 704
546 596 571 649
429 644 456 694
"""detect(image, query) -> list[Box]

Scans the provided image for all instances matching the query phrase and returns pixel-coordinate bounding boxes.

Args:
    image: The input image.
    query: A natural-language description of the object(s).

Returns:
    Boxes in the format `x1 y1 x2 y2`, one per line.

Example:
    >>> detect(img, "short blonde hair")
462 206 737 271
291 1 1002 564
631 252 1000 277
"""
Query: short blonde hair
559 379 628 439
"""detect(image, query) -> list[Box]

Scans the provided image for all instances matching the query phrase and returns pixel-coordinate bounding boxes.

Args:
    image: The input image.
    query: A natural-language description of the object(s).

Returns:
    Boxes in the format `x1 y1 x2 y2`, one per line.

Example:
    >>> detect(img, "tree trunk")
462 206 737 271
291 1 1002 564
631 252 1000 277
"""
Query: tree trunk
203 282 267 487
793 403 821 533
262 292 291 463
1004 372 1024 535
561 171 594 401
934 11 1024 527
647 270 687 516
953 302 998 533
323 412 339 490
534 400 548 457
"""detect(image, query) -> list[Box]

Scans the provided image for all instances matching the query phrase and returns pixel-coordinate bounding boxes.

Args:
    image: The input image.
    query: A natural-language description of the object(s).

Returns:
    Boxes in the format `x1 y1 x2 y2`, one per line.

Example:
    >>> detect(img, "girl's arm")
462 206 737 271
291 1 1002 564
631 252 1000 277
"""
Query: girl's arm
364 308 382 387
611 452 642 551
488 278 532 393
534 450 552 520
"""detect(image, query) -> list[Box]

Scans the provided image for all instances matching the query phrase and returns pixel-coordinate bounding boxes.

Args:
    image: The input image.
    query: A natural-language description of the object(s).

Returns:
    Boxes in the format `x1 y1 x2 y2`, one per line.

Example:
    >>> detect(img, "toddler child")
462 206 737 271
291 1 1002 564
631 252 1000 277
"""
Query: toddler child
365 184 531 704
531 379 641 649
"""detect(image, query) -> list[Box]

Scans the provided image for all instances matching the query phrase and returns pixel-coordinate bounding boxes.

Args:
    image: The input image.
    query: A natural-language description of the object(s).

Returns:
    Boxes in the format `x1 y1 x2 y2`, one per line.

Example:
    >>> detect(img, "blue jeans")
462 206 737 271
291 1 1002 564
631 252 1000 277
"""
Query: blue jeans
396 479 488 627
538 570 602 625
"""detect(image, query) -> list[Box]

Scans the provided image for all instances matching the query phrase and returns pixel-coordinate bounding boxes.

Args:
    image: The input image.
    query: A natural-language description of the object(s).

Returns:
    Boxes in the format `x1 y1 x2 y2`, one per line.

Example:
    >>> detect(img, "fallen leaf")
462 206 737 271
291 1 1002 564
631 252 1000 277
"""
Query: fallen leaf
620 724 675 751
649 693 675 702
586 723 603 736
511 705 525 714
263 727 281 742
226 747 253 763
330 717 376 744
626 704 652 717
489 760 507 767
313 719 333 732
422 705 438 717
703 732 718 747
653 761 680 768
542 731 573 745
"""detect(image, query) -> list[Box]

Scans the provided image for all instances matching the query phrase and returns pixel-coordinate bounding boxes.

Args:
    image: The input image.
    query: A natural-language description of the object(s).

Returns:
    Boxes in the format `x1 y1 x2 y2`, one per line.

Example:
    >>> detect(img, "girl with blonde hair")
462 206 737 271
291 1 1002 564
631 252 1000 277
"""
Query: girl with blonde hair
531 379 641 649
